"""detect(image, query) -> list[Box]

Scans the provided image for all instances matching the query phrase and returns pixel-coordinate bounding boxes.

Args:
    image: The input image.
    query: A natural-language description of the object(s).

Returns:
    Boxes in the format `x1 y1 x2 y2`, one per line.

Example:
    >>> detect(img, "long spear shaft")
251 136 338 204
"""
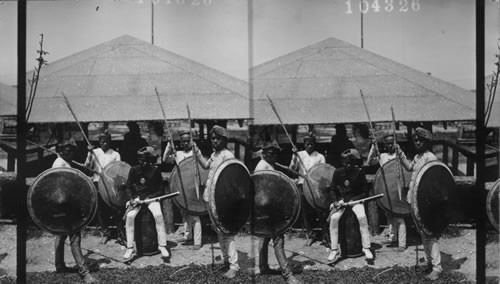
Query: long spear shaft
60 92 115 200
360 89 380 155
391 106 404 201
266 95 320 208
155 87 190 208
26 140 96 173
155 87 175 149
187 104 202 199
360 89 393 212
60 92 106 172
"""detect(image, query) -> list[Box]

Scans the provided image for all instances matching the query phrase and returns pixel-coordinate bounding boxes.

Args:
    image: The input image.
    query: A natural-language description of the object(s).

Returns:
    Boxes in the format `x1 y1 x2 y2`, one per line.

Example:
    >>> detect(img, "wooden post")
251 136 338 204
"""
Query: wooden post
452 149 459 174
162 177 174 234
367 198 379 236
442 143 449 166
466 158 475 176
7 152 15 171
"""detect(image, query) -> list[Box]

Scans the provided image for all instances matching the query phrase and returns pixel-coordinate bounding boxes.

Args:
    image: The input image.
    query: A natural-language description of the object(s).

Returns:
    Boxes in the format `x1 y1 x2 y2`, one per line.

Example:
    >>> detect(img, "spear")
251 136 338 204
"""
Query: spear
391 106 406 201
155 87 175 148
26 139 97 173
155 87 190 208
360 89 393 212
60 91 116 200
187 104 202 199
266 95 320 208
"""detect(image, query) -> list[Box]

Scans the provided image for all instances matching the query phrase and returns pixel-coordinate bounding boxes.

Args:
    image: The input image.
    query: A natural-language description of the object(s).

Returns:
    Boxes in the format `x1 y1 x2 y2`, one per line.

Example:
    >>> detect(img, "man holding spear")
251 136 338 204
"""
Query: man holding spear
195 125 240 279
163 130 203 250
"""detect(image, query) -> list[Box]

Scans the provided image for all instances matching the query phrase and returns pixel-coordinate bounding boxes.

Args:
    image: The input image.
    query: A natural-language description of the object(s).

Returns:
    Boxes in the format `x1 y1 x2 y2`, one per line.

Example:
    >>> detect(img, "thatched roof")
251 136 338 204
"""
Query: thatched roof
28 35 249 123
252 37 475 125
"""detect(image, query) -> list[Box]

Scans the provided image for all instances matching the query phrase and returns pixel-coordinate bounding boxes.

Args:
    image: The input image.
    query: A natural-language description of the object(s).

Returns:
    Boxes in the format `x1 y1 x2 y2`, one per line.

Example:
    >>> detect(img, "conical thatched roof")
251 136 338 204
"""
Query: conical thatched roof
252 37 475 125
28 35 249 123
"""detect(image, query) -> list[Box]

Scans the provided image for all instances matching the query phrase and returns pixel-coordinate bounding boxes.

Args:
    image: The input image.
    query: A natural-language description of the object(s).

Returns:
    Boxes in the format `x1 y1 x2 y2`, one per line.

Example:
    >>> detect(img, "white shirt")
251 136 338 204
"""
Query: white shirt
203 149 235 201
163 142 194 164
406 151 438 203
367 144 396 167
289 150 325 184
85 148 121 182
379 152 397 167
52 156 71 169
254 159 274 172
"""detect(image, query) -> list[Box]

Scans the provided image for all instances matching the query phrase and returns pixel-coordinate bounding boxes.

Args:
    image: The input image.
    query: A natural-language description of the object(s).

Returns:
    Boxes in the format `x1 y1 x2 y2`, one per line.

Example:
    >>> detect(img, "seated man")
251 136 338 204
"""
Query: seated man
123 146 169 260
327 148 373 261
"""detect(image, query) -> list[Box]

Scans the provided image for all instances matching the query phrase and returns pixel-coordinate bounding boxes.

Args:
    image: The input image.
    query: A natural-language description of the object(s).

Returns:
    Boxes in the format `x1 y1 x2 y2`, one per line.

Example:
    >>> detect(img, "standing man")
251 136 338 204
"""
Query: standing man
85 130 121 244
195 125 240 279
254 141 301 284
123 146 170 260
398 127 442 280
289 134 326 246
367 134 407 252
163 131 203 250
52 139 97 284
327 149 373 261
120 121 148 166
327 124 355 168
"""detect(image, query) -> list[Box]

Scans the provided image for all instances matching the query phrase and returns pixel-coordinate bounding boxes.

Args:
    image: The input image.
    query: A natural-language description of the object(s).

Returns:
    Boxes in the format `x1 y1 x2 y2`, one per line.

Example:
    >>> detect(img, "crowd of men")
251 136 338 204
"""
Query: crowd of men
49 122 443 283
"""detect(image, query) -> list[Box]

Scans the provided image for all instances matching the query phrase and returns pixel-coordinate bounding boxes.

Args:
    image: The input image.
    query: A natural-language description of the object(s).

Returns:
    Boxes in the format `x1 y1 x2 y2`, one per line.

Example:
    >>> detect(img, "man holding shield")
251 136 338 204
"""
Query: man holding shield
195 125 240 279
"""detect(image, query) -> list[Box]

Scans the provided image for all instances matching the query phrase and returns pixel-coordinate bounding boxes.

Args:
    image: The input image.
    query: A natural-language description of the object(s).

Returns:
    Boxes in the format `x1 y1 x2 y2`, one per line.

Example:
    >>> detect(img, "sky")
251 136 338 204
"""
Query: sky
0 0 498 90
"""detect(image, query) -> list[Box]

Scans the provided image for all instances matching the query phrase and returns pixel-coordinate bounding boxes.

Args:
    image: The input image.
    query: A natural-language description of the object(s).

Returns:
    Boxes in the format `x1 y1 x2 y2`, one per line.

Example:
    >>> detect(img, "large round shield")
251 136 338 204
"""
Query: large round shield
170 156 209 216
27 167 98 236
207 158 253 235
97 161 131 209
373 159 412 217
486 179 500 231
251 170 301 238
302 163 335 211
409 160 456 236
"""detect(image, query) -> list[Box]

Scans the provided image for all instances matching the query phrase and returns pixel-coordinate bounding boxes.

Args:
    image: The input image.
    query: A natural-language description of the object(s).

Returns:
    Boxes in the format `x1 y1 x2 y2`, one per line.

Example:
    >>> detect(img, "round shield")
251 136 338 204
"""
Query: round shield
251 170 301 238
302 163 335 211
409 160 456 236
486 179 500 231
27 167 98 236
207 158 253 235
373 159 412 217
97 161 131 209
170 156 209 216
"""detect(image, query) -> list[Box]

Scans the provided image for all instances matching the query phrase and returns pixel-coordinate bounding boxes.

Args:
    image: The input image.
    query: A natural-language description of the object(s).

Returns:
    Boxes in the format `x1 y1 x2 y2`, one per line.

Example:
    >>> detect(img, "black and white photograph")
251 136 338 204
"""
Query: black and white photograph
0 0 499 283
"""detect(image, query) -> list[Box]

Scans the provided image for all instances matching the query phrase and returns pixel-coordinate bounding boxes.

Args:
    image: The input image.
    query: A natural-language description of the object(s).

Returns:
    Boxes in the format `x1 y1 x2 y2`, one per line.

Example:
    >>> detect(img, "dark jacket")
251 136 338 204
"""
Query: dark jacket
126 164 163 200
329 166 368 202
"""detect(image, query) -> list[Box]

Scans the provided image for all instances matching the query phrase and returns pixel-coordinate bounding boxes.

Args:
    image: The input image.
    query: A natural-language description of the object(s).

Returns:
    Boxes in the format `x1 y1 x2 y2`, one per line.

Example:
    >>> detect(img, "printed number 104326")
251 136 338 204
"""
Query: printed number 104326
345 0 421 14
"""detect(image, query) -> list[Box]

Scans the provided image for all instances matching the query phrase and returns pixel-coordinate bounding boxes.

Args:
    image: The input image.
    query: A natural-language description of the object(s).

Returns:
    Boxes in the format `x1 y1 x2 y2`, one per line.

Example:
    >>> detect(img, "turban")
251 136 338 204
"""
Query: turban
137 146 156 158
262 140 281 152
98 130 112 141
415 127 432 141
341 148 361 160
210 125 228 138
303 134 316 143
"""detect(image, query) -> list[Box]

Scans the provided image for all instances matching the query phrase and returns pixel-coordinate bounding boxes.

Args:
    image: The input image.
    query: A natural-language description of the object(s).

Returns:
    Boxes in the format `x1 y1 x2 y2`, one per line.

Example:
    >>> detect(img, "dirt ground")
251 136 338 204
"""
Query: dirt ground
0 222 498 283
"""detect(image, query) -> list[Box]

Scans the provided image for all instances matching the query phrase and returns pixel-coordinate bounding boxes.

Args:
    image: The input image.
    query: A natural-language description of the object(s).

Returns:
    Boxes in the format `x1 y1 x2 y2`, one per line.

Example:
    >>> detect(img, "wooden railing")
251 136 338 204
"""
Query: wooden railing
436 139 499 178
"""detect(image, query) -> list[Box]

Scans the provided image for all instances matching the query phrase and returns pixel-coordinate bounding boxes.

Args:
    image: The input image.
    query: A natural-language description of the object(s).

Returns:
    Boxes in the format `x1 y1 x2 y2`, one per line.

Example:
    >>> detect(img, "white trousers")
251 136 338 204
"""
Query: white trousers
421 234 442 272
125 201 167 248
387 214 407 248
184 215 202 246
329 203 371 250
217 232 239 271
